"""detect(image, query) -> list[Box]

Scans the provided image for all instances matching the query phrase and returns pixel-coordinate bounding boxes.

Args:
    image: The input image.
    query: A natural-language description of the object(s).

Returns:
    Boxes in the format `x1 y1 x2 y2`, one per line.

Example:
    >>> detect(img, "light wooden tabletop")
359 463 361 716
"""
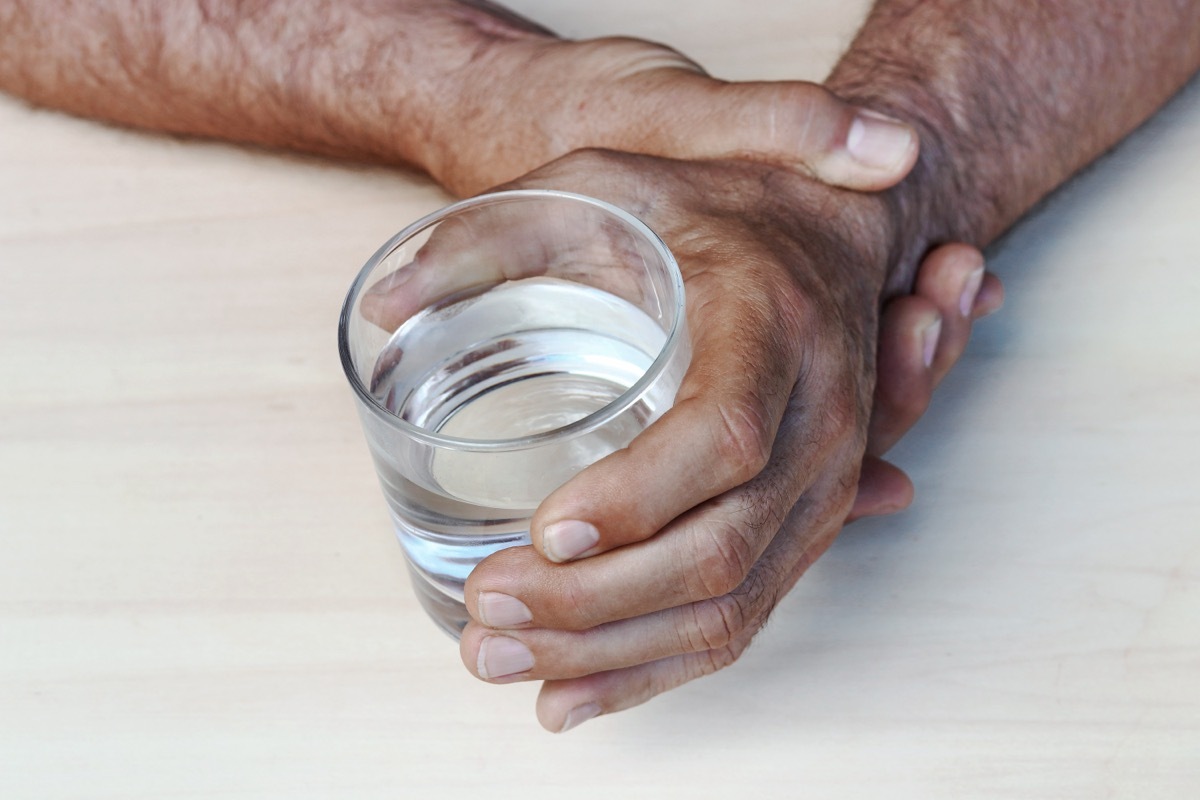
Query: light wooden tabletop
2 2 1198 797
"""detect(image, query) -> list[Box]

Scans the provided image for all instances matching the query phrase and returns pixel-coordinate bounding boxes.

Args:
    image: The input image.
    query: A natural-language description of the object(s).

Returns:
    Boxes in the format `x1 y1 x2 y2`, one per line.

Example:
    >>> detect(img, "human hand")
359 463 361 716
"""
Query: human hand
849 242 1003 520
363 212 1000 528
424 33 918 195
414 149 991 731
364 148 1001 730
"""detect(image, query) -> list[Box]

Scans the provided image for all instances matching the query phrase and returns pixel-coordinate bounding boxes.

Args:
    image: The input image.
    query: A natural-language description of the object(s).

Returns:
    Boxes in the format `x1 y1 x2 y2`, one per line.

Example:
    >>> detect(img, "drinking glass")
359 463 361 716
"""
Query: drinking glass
338 190 689 637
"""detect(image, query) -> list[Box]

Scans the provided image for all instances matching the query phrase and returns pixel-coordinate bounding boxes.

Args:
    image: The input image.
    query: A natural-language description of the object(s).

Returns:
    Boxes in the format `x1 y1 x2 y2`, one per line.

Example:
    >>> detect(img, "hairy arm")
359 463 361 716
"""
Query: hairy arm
826 0 1200 294
0 0 921 196
0 0 556 189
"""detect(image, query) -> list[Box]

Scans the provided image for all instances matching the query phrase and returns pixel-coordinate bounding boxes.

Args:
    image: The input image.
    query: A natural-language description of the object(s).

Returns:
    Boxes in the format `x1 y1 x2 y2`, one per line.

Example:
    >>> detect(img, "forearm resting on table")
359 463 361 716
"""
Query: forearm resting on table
0 0 702 196
1 1 932 197
827 0 1200 295
0 0 569 189
0 0 775 196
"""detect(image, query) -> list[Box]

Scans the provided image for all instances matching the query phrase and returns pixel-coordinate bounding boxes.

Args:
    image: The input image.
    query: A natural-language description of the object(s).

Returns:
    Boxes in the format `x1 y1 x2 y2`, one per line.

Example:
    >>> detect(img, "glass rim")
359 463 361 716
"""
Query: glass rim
337 189 686 453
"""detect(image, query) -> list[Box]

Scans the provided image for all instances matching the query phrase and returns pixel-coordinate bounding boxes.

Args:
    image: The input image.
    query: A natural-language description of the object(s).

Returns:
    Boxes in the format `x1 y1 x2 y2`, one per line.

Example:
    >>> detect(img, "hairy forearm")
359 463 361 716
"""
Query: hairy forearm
3 1 938 199
827 0 1200 293
0 0 572 187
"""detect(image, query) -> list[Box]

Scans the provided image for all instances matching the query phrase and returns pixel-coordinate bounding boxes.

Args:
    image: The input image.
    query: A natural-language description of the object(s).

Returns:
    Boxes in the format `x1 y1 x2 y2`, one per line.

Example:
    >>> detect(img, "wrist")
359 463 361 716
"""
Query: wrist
765 163 897 314
825 48 989 299
411 7 559 194
421 33 708 195
829 89 967 299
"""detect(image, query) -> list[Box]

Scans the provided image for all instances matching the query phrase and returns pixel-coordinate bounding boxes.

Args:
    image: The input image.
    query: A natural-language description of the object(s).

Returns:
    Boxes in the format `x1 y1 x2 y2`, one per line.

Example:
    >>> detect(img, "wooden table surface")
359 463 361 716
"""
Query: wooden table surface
2 2 1198 797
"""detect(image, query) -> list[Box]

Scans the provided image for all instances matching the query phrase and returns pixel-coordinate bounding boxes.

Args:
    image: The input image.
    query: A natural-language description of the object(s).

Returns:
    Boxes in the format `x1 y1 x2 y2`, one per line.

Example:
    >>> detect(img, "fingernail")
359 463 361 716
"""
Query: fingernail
846 110 916 171
542 520 600 563
959 266 985 318
477 636 534 680
559 702 602 733
477 591 532 628
921 316 942 369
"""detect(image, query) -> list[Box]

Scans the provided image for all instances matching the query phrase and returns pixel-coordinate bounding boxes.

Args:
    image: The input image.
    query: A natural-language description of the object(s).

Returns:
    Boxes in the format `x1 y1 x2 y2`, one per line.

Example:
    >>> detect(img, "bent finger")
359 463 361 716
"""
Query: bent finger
868 244 1000 455
868 294 939 456
530 475 850 731
534 641 751 732
527 269 812 563
467 414 860 633
911 243 985 386
460 593 751 684
846 456 914 522
469 470 800 632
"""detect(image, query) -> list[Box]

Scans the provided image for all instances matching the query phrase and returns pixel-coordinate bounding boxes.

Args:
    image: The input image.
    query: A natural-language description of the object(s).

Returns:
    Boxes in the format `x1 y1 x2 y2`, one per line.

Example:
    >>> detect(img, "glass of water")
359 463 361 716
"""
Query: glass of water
338 190 689 637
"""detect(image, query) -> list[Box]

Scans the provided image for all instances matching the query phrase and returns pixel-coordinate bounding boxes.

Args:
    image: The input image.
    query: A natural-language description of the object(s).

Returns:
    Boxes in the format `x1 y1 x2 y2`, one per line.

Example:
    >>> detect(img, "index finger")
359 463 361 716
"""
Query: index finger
528 264 824 563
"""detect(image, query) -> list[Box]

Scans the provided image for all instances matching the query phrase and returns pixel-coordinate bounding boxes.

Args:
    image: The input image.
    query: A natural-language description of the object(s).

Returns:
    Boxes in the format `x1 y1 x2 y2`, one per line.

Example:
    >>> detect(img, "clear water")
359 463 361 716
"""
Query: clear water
368 277 675 636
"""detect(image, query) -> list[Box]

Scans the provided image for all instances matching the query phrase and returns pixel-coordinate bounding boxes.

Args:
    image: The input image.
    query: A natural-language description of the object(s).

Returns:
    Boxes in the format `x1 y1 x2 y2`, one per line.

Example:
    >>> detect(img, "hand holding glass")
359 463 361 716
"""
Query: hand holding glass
339 190 689 636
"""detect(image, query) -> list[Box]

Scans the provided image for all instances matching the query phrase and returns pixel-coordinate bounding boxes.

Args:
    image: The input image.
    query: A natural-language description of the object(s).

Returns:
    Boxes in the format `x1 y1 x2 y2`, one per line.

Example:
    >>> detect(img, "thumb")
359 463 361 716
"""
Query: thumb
628 75 919 191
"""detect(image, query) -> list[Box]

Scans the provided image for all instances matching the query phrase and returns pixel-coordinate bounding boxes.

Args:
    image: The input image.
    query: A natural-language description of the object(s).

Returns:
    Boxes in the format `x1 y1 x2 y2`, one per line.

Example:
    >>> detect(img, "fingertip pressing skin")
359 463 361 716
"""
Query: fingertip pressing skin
867 241 1000 458
845 108 920 176
868 295 939 455
915 244 1004 325
785 84 919 189
674 81 919 191
910 243 989 381
806 107 919 191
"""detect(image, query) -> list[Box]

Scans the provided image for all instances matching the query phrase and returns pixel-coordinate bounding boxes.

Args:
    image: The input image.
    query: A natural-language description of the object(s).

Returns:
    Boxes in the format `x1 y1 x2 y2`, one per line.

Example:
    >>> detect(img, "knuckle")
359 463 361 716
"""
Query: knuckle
689 518 757 599
732 558 791 635
822 392 857 442
813 370 869 451
553 569 602 631
711 397 774 485
681 595 747 653
696 637 751 677
655 637 751 698
786 83 846 146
